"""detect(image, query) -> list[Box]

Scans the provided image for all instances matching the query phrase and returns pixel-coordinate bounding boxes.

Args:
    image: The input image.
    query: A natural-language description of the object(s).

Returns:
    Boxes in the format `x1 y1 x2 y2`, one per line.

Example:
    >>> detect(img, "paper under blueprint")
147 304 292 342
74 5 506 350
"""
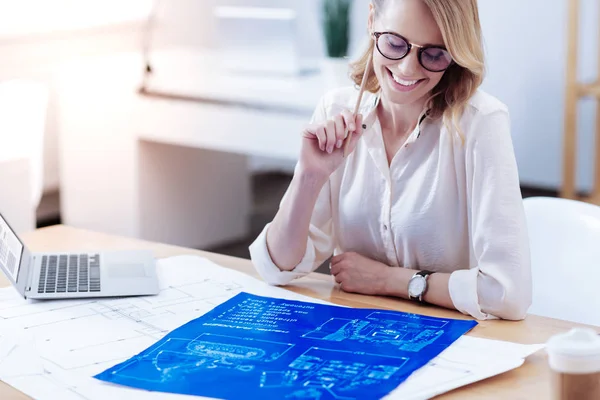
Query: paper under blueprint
94 292 477 399
0 255 544 400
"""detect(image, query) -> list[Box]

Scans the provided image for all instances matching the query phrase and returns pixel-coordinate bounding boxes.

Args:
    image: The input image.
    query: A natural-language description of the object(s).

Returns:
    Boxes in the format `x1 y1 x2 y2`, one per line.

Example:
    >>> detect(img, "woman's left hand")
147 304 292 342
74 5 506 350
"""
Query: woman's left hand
329 252 390 295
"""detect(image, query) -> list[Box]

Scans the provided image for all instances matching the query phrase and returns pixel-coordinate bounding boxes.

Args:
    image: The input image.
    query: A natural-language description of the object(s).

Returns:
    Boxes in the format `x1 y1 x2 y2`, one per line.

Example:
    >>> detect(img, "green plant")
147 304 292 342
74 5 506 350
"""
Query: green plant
323 0 352 58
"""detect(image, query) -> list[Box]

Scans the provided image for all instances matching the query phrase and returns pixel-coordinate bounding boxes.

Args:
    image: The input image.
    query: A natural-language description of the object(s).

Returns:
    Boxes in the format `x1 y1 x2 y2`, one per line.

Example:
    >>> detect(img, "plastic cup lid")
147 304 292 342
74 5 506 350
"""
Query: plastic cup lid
546 328 600 374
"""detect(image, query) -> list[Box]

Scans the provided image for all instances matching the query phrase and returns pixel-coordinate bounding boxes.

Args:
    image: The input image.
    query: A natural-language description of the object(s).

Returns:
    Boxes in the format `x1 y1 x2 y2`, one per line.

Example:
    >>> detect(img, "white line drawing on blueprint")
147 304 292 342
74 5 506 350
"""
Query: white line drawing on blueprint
0 278 243 324
0 280 245 335
0 334 95 400
0 266 259 393
111 333 295 383
302 312 447 352
260 346 407 400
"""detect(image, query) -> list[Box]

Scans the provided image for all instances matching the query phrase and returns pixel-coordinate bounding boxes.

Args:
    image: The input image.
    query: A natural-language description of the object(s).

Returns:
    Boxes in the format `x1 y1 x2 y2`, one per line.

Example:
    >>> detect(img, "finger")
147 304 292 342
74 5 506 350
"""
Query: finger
355 114 364 136
344 114 365 154
334 273 343 284
330 253 345 265
303 123 323 142
341 109 356 133
330 262 341 276
335 272 349 286
333 115 346 150
325 120 336 154
340 281 354 293
346 115 363 139
315 126 326 151
340 109 355 144
338 276 350 292
302 124 317 138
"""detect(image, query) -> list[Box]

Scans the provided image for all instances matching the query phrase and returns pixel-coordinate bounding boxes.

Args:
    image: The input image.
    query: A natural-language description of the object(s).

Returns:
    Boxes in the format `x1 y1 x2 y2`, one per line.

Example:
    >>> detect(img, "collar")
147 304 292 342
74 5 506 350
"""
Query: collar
358 92 431 181
359 91 430 137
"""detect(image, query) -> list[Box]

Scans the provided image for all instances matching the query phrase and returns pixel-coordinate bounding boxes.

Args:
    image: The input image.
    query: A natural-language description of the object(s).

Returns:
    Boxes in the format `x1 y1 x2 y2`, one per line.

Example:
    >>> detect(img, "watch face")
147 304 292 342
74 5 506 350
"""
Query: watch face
408 276 426 297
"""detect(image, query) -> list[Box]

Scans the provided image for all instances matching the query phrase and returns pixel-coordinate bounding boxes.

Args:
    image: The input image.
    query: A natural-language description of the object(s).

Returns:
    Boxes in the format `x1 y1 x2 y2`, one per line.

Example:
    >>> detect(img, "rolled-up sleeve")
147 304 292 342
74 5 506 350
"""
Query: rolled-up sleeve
449 109 532 320
249 94 336 286
249 178 335 286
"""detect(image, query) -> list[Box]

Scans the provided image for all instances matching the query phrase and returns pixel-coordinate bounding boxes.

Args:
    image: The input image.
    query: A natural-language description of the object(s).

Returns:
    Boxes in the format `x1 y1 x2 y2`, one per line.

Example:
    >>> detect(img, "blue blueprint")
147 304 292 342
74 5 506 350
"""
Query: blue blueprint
95 292 477 399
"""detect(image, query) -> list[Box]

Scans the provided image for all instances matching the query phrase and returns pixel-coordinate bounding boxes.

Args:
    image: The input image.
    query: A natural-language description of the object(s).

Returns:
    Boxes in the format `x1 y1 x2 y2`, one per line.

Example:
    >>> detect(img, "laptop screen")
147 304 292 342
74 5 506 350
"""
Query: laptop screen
0 214 24 282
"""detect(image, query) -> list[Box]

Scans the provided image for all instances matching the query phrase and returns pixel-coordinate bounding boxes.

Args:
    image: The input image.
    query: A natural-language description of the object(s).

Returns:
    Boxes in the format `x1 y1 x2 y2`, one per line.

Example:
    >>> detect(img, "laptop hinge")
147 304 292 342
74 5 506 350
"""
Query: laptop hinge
24 254 36 296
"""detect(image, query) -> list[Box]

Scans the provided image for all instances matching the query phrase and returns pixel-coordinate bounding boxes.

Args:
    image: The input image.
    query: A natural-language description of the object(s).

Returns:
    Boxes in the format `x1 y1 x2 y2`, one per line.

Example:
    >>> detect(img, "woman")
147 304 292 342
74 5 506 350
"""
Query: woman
249 0 531 320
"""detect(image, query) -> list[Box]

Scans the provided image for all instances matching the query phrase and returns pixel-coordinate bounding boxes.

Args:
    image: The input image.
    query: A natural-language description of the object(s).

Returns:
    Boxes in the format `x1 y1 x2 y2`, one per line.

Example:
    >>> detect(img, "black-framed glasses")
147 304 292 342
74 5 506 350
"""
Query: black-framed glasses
373 31 453 73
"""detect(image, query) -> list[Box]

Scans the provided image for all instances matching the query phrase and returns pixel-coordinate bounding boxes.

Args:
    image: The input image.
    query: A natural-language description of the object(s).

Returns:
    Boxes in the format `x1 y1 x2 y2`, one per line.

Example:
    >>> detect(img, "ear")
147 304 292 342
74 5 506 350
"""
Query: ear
368 2 376 35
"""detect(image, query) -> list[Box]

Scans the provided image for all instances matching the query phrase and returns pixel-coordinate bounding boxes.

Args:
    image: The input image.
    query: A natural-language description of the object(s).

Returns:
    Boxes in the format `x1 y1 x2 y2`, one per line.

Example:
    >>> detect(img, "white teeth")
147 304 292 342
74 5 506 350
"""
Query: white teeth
392 73 419 86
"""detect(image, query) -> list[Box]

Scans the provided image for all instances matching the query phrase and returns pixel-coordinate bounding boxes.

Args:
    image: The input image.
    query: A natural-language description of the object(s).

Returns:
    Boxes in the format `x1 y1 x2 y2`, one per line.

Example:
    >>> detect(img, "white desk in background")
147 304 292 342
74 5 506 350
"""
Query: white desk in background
56 48 334 249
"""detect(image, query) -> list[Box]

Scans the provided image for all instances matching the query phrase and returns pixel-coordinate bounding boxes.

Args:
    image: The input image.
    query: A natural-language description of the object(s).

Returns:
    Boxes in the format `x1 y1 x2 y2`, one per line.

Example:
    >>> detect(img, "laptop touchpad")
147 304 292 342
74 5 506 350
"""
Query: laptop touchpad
108 263 147 278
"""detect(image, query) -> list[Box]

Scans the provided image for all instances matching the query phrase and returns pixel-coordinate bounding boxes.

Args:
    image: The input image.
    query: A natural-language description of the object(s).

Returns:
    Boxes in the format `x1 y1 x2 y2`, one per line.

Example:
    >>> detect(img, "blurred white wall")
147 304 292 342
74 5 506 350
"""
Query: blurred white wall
0 1 153 193
478 0 598 191
156 0 599 191
0 0 597 194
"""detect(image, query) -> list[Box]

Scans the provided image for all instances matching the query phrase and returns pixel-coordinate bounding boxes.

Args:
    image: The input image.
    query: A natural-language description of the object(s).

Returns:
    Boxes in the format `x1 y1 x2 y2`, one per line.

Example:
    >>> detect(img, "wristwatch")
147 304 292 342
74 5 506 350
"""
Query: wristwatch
408 270 434 302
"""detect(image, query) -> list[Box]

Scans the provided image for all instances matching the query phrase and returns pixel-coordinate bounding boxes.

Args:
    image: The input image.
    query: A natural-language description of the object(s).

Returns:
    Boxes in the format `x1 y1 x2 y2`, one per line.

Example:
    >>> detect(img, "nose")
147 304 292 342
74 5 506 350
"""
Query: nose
396 49 420 77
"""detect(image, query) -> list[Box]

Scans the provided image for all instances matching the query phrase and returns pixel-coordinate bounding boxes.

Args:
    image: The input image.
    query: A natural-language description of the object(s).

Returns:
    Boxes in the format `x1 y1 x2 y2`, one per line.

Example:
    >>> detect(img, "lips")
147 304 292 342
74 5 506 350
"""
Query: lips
392 74 419 86
387 68 425 92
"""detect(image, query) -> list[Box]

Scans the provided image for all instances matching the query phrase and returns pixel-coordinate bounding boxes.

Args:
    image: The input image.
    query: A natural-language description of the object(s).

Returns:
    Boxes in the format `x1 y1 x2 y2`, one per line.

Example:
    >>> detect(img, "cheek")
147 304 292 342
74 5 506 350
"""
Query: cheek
373 54 392 78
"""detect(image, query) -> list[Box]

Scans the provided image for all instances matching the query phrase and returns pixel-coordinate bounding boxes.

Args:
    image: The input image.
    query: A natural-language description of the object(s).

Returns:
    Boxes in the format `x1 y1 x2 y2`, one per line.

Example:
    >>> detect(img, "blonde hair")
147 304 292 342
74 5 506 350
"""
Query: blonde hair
350 0 485 138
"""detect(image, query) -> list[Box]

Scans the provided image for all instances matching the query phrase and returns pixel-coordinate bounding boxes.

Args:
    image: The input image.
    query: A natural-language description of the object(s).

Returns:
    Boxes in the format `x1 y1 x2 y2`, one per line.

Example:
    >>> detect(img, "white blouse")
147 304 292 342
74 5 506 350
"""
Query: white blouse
249 87 532 321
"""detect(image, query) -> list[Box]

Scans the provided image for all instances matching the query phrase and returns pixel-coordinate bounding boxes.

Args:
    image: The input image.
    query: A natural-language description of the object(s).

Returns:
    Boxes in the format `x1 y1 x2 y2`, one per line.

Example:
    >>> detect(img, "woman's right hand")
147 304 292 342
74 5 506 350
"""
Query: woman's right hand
298 110 364 180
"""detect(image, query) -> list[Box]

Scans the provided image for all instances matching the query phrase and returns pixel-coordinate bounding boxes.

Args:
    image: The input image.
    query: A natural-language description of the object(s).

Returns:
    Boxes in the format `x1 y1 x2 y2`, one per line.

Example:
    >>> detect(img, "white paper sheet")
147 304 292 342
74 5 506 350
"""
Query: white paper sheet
0 255 543 400
386 336 543 399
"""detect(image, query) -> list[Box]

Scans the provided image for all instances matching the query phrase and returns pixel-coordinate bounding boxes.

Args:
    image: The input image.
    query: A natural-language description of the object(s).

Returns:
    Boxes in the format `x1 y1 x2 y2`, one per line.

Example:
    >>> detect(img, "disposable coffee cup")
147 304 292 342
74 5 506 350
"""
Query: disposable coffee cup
546 328 600 400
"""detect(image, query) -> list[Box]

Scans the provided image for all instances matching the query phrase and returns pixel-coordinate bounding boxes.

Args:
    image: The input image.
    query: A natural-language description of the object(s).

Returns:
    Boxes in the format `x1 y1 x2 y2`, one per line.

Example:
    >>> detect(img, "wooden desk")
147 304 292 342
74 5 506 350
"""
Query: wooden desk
0 225 592 399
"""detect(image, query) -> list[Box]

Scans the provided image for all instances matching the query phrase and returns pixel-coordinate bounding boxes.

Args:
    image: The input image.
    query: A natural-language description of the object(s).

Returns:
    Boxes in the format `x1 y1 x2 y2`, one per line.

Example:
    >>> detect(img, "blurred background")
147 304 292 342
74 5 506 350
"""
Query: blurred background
0 0 598 265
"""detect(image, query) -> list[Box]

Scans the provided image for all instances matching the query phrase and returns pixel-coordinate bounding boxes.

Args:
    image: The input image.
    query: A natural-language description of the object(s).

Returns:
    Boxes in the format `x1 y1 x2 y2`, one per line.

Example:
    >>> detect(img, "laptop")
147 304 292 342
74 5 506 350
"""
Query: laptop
0 211 159 300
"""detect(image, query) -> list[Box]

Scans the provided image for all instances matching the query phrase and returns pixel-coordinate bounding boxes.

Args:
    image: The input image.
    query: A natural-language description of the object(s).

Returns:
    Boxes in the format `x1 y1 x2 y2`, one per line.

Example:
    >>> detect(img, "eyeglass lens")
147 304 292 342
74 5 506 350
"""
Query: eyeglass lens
375 33 452 72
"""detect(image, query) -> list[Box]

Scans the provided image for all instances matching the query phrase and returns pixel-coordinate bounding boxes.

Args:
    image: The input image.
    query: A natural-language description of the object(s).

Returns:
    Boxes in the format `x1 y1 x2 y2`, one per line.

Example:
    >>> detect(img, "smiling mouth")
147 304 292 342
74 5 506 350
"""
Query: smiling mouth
387 68 425 90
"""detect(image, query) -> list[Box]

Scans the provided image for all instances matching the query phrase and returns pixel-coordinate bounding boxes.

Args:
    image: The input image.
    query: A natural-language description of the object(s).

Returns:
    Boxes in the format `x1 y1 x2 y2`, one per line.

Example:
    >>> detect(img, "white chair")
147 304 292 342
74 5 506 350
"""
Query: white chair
524 196 600 326
0 79 48 233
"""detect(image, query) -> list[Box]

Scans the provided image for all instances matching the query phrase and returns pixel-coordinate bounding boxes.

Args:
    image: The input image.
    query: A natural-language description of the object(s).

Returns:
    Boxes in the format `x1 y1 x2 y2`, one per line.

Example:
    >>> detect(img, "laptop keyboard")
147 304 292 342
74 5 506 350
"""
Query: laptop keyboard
37 254 101 294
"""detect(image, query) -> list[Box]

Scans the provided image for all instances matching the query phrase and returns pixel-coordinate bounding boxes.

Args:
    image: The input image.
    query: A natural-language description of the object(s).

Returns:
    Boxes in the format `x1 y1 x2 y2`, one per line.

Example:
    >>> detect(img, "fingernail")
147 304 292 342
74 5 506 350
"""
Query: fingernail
336 140 342 148
362 124 367 129
351 124 356 131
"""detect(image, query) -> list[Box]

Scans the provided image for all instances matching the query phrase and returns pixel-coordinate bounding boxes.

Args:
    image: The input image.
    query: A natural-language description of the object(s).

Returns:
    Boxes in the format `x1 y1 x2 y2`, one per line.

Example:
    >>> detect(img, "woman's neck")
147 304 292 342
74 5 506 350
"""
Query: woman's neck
377 95 427 138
